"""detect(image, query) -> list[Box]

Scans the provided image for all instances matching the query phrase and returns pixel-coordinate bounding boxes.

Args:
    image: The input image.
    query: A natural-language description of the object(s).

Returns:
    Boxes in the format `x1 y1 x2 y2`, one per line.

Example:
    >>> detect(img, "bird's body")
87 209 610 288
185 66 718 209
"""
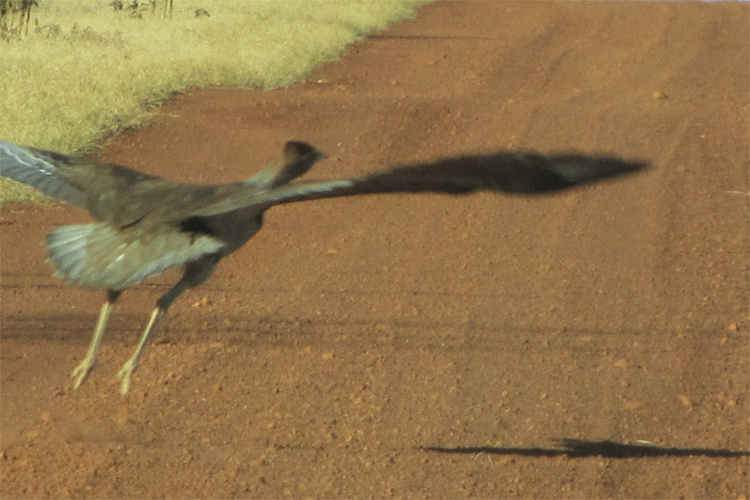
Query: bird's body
0 139 649 393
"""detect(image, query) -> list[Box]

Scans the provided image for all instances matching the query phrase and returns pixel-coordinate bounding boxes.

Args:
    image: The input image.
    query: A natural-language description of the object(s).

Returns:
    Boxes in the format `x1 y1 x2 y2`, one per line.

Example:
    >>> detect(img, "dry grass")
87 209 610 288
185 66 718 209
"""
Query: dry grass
1 0 422 202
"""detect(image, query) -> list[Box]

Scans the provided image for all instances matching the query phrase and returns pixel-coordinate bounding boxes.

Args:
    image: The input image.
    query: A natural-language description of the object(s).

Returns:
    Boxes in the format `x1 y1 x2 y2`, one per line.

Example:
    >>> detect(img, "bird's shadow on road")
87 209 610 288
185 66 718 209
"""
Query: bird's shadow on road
423 439 749 459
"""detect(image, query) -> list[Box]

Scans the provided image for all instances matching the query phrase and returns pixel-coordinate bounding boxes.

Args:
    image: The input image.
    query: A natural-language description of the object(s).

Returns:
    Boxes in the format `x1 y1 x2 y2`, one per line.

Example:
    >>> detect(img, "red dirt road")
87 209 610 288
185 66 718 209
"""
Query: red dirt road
1 2 748 498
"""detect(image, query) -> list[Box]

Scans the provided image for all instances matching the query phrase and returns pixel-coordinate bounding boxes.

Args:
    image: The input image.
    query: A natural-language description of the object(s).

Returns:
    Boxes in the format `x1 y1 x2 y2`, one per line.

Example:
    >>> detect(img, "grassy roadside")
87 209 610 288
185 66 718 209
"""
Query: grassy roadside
1 0 423 202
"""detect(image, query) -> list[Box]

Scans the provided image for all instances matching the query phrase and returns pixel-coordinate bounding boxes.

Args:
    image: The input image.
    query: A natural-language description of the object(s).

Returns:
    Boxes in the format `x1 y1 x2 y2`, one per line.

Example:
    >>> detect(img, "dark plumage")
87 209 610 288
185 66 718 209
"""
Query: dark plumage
0 139 649 393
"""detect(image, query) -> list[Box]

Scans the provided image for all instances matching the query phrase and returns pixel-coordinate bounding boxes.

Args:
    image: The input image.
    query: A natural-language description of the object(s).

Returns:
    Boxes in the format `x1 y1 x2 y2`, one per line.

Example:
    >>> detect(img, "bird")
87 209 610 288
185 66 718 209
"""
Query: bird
0 138 649 394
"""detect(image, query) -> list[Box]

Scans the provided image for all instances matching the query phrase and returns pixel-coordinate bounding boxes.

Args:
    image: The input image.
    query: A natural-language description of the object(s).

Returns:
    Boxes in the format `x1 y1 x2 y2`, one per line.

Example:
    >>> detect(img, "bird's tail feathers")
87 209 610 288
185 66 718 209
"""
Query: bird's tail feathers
46 223 224 290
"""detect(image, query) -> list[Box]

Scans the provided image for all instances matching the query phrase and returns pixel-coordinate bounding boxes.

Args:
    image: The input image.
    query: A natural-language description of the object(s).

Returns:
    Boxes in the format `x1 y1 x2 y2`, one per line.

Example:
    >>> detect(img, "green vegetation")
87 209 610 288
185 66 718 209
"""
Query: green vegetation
1 0 422 202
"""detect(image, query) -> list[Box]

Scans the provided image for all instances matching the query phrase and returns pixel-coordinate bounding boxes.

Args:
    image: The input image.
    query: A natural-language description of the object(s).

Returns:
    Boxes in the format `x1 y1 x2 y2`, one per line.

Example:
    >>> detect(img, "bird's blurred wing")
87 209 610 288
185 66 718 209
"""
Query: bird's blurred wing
186 151 650 217
46 222 224 290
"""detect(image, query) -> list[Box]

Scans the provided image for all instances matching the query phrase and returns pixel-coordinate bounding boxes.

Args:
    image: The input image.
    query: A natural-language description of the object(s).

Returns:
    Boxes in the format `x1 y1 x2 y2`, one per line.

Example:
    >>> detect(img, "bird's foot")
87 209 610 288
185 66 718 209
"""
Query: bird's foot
116 358 138 395
70 357 96 390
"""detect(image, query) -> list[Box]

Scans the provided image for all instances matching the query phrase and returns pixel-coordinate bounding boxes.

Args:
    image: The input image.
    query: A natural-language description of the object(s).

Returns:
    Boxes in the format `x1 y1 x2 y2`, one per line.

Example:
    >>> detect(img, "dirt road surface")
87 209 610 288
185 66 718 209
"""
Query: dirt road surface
2 2 748 498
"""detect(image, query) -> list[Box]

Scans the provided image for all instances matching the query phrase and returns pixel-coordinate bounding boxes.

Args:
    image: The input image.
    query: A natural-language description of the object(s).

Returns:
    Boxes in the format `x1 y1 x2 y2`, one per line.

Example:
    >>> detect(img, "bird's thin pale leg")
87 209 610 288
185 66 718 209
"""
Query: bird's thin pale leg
116 307 164 394
115 261 207 394
70 290 121 389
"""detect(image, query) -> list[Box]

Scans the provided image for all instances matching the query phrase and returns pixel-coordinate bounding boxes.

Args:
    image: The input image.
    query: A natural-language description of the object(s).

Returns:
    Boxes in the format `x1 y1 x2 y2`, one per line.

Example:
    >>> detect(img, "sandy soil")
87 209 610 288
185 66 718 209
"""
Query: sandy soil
1 2 748 498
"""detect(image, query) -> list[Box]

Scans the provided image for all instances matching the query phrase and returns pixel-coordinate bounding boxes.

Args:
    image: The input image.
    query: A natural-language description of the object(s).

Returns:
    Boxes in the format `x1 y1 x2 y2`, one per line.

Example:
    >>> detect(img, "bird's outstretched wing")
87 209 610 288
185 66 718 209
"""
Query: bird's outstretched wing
2 138 649 223
187 151 650 217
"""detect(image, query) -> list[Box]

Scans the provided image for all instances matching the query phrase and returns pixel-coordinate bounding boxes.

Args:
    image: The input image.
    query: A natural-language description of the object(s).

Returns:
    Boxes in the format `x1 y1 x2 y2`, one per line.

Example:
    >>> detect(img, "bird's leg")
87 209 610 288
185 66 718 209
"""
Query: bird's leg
116 307 164 394
71 289 122 389
116 255 219 394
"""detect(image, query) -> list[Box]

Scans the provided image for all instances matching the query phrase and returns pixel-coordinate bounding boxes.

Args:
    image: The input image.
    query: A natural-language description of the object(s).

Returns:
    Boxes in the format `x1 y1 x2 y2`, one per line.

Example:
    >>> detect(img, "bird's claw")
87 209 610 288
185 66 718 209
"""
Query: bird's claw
70 358 96 390
116 359 137 394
